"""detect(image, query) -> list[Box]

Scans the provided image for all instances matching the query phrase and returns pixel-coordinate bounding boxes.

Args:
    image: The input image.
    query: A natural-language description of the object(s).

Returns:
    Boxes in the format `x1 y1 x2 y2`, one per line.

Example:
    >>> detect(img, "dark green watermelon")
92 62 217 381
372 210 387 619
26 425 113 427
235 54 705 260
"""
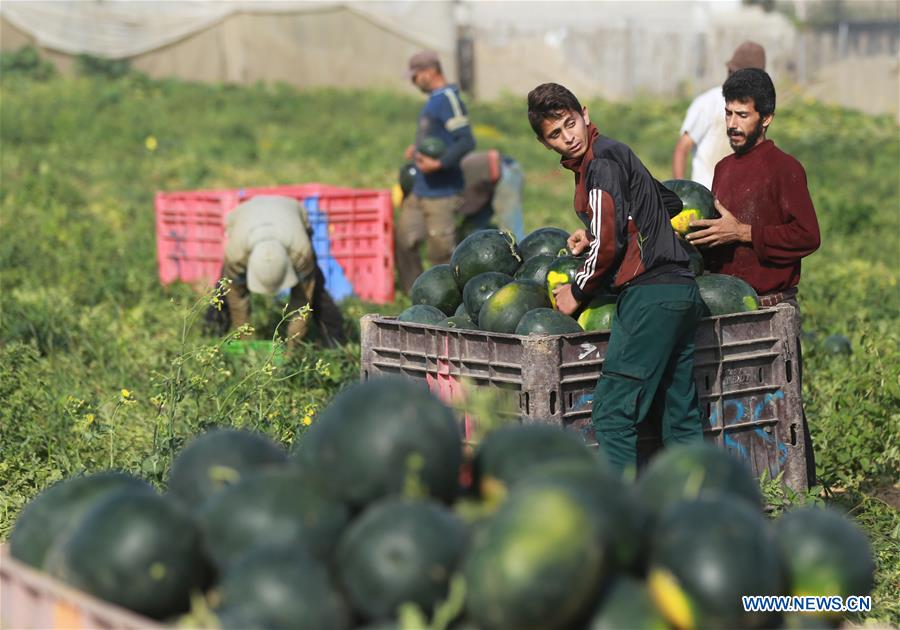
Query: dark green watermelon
478 280 551 333
337 498 466 621
518 227 570 260
577 295 617 331
648 496 785 629
294 377 461 508
662 179 717 235
451 230 522 288
10 472 154 569
398 304 446 324
217 545 351 629
822 334 852 356
438 314 479 330
473 423 597 496
464 483 605 630
166 428 287 509
515 308 582 335
418 136 446 159
775 507 875 600
696 273 759 315
398 161 417 197
410 264 462 316
588 578 669 630
514 253 557 287
635 442 763 521
680 239 705 276
198 468 351 570
454 302 468 317
462 271 513 321
517 459 649 576
545 255 588 307
47 492 206 619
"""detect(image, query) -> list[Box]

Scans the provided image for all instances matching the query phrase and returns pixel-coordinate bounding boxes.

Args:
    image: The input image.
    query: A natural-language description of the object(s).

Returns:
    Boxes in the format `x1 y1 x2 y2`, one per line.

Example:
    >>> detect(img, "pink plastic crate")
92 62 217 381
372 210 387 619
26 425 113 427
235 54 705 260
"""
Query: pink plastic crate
155 184 395 304
1 546 164 630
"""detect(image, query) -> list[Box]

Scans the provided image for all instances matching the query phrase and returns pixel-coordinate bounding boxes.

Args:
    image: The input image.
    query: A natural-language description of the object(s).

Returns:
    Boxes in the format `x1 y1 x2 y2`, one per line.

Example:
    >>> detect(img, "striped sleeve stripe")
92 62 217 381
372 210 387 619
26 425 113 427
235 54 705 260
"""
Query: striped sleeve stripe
575 188 602 288
443 89 464 118
443 89 470 131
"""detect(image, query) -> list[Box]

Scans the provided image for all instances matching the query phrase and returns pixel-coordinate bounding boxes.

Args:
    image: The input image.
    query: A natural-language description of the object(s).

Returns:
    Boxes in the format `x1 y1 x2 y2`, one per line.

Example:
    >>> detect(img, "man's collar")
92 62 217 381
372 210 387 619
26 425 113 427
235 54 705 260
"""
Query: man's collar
735 137 773 158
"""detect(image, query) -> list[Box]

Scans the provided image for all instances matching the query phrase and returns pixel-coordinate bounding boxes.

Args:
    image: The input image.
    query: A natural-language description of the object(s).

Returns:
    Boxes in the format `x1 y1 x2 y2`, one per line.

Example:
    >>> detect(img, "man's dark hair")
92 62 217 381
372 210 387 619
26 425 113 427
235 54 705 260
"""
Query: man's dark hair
722 68 776 118
527 83 583 137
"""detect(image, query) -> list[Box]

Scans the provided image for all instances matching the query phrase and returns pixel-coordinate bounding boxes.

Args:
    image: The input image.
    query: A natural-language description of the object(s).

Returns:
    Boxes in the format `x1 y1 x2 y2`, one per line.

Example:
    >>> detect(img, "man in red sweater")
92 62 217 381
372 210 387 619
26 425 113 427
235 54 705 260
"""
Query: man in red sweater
686 68 820 301
687 68 821 484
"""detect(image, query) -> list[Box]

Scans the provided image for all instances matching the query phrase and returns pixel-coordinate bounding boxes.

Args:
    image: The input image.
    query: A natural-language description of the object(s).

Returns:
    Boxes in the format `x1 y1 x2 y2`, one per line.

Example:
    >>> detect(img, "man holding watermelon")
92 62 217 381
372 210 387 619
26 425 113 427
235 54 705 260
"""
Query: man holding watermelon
527 83 706 473
396 50 476 293
686 68 821 307
686 68 821 484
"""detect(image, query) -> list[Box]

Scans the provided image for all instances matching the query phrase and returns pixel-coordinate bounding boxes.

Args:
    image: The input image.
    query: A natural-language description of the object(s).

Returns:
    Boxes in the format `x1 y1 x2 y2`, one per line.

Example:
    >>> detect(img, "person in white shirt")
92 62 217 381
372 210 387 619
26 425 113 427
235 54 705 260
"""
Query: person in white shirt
671 41 766 190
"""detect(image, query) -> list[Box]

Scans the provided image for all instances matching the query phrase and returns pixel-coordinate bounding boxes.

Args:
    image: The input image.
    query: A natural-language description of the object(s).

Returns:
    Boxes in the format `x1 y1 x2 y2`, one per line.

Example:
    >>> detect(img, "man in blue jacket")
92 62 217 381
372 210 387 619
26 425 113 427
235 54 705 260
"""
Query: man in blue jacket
396 50 475 292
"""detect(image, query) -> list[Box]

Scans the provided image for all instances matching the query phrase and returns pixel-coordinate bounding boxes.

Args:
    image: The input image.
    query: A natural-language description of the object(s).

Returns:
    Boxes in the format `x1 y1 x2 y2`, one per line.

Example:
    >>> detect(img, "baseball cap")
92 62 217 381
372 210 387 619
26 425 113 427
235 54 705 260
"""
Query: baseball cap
406 50 440 79
246 239 298 295
727 41 766 72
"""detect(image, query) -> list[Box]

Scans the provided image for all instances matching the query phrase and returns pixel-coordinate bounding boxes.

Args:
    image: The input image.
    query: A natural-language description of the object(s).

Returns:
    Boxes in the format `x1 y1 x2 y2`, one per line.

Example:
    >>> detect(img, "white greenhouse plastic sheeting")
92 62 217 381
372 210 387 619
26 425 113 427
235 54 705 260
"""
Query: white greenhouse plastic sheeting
0 1 453 58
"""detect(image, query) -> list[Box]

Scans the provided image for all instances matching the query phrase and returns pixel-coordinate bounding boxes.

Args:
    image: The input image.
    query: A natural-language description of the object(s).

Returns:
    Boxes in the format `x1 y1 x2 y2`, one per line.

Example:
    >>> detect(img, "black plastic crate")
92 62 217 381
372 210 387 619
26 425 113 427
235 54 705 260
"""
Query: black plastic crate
360 304 808 492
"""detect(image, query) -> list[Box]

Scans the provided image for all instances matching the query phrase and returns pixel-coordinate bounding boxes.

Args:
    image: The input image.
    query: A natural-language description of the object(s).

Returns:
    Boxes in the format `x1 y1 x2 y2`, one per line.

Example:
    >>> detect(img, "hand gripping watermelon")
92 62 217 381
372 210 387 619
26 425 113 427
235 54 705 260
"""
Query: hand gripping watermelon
662 179 718 235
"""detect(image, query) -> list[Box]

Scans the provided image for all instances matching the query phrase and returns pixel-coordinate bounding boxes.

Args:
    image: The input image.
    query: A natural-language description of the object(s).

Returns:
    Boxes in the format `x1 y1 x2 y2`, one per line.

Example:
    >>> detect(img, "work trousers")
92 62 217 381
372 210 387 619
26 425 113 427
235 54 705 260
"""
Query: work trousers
224 262 346 348
395 193 463 293
592 283 706 473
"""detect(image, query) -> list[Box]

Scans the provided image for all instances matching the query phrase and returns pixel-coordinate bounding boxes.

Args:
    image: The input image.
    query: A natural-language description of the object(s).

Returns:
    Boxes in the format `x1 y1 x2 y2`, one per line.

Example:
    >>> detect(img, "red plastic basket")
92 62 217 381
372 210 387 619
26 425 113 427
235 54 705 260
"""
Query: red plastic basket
155 184 394 304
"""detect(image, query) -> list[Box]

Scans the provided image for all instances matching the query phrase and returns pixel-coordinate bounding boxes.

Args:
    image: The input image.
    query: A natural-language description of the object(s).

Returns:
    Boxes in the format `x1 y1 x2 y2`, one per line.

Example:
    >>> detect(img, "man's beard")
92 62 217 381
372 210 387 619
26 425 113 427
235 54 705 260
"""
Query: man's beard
728 119 765 155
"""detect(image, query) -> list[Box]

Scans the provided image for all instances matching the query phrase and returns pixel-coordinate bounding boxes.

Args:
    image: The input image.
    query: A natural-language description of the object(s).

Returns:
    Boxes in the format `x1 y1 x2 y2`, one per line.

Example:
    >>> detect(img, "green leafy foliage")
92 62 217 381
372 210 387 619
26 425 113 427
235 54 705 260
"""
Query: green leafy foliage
0 53 897 624
0 45 56 80
74 54 134 79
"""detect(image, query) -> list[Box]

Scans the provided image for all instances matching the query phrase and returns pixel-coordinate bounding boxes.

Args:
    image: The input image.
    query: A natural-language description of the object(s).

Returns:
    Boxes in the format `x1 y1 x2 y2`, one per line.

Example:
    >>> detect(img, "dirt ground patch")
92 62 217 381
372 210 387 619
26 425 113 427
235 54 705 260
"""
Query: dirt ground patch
870 484 900 511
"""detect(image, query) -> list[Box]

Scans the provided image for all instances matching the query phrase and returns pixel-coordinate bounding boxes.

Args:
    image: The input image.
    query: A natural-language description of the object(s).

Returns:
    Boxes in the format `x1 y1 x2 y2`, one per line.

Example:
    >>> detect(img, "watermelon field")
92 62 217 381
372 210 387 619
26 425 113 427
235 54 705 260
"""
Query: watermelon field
1 49 898 625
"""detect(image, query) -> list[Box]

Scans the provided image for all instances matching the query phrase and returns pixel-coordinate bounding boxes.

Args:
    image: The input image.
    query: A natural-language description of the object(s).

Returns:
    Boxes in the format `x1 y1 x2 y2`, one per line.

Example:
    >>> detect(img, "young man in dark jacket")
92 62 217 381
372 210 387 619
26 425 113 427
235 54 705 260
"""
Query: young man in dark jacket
527 83 705 473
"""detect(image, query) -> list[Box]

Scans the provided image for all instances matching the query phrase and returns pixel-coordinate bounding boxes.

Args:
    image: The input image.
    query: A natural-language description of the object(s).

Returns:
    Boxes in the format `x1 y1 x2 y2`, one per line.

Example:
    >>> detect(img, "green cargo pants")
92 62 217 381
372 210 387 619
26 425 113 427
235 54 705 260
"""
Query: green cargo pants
592 282 706 473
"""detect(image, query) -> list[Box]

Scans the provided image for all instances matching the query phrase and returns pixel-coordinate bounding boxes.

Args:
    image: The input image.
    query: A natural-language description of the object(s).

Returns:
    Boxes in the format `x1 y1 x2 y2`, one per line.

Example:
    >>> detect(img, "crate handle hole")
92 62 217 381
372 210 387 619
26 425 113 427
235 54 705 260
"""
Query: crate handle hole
549 391 557 416
704 374 710 391
521 392 530 415
785 360 793 383
790 423 798 446
758 367 764 383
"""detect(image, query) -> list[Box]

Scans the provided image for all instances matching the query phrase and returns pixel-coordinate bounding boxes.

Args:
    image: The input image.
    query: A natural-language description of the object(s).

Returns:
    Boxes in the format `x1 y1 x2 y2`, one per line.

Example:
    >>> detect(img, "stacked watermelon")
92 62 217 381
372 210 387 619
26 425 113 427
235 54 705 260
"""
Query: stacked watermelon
400 228 619 335
9 379 876 628
400 225 759 337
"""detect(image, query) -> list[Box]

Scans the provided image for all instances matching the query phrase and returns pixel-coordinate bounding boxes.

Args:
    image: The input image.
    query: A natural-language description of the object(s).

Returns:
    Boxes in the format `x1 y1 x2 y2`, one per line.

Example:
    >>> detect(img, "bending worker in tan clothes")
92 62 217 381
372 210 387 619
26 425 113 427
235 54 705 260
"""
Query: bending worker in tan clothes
222 195 345 347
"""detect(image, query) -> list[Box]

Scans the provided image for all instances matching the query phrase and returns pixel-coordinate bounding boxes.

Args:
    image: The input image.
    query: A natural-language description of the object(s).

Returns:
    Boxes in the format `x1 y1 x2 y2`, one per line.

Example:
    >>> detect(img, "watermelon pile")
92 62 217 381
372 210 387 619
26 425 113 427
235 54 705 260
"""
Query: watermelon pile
399 227 761 334
9 379 875 629
399 228 621 335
